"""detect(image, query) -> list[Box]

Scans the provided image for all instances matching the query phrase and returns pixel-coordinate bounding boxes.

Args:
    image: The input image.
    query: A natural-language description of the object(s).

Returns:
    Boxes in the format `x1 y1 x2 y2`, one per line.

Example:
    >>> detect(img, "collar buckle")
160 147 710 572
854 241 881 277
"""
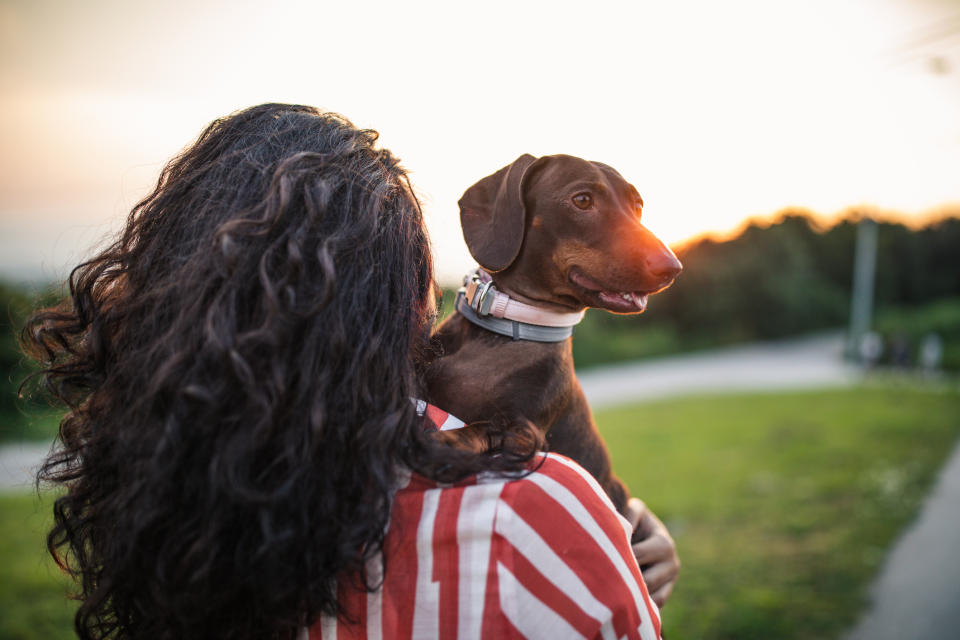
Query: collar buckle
463 272 496 317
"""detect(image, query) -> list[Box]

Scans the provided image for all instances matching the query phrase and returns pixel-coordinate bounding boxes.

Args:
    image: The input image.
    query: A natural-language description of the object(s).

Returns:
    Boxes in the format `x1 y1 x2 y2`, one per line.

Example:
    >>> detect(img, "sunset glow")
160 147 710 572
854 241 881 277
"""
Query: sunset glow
1 0 958 285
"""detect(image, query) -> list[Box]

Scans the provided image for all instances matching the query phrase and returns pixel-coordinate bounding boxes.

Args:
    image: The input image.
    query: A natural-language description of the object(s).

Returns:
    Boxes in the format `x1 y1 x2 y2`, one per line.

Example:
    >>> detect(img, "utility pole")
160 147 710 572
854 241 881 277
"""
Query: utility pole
847 218 878 360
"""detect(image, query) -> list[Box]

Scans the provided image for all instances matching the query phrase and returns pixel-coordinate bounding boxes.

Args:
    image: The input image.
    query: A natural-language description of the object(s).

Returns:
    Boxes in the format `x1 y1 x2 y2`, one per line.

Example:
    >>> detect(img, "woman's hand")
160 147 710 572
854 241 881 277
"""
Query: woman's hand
625 497 680 608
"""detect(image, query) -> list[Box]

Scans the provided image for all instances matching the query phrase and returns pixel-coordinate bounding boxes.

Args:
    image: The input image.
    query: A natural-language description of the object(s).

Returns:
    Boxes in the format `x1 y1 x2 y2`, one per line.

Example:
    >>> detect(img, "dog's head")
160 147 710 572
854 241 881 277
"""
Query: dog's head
459 153 682 314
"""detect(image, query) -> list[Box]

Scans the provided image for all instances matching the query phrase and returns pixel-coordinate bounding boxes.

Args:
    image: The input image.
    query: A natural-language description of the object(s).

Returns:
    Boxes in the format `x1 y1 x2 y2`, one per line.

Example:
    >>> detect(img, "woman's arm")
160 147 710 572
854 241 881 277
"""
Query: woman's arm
625 498 680 608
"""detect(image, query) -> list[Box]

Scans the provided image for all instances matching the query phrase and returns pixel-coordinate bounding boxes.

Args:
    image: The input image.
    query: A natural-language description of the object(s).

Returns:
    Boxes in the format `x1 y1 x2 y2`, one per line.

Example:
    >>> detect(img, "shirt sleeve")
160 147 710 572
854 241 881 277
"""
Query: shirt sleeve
489 454 662 640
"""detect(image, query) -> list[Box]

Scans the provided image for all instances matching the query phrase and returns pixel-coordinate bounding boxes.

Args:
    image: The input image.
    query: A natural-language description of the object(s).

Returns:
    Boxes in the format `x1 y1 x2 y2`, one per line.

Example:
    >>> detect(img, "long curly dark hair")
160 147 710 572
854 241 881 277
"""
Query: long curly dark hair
22 104 540 640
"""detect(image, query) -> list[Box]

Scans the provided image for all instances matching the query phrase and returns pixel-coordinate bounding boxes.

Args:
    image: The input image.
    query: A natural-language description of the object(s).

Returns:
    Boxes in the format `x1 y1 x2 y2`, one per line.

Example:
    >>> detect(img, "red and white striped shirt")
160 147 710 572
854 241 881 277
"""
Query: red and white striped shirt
308 407 661 640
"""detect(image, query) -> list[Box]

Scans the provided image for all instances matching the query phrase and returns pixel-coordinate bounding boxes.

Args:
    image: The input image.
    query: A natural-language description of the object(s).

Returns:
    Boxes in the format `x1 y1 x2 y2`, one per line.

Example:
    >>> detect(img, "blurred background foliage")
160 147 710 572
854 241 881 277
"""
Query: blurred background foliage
0 282 63 444
572 211 960 368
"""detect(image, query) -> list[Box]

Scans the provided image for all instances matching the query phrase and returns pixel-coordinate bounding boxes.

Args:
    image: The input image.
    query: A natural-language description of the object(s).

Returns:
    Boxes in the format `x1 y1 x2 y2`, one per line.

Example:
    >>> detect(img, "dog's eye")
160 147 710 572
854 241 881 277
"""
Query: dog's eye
572 193 593 210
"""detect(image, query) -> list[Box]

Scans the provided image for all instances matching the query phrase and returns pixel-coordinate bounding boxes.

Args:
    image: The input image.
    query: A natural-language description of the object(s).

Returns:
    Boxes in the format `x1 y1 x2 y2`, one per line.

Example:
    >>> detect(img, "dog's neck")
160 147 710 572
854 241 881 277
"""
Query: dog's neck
456 268 585 342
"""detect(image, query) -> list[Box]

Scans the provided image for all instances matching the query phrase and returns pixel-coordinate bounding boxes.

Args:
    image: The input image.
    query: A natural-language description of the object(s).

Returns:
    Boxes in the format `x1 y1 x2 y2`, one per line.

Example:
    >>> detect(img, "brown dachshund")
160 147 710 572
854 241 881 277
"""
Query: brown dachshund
425 154 681 514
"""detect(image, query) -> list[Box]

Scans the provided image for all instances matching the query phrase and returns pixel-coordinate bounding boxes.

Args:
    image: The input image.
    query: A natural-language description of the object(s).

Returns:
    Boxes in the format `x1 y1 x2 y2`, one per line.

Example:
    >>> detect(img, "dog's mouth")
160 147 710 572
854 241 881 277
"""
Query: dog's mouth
568 268 650 314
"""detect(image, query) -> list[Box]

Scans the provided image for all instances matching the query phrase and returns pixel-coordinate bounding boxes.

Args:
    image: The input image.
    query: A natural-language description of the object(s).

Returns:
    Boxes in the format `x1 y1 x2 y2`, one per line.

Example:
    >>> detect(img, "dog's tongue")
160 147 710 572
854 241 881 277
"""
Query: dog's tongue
571 270 649 312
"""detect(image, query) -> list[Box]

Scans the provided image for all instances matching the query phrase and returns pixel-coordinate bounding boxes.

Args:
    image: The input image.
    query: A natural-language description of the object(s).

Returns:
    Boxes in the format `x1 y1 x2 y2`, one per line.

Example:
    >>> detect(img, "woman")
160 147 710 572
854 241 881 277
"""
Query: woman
24 104 676 639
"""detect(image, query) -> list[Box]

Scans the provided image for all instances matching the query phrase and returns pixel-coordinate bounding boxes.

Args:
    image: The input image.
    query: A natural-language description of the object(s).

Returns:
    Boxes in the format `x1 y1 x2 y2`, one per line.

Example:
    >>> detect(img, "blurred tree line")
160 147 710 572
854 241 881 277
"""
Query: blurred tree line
569 211 960 368
1 282 42 441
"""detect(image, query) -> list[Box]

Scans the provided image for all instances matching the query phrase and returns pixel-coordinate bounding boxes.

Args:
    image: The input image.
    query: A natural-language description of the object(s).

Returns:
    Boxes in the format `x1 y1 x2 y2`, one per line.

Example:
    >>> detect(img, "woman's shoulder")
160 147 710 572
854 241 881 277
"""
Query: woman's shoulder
404 452 633 542
376 449 663 639
492 453 634 548
397 454 661 639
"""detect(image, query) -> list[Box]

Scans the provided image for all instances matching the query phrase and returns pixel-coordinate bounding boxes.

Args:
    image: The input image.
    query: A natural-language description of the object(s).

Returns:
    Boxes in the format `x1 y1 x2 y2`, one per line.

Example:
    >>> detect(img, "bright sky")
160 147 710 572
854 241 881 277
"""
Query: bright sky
1 0 958 285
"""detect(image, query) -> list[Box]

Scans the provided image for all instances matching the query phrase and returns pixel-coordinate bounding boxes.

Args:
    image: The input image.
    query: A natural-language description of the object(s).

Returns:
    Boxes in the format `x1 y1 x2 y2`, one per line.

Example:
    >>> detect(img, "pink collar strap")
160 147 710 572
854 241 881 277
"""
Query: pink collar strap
456 269 585 342
463 269 586 328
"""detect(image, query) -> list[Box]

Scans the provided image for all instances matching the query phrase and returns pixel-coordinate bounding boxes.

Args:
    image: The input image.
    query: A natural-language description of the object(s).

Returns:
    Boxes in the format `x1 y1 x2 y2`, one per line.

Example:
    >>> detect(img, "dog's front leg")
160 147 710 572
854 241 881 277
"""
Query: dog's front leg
544 388 630 514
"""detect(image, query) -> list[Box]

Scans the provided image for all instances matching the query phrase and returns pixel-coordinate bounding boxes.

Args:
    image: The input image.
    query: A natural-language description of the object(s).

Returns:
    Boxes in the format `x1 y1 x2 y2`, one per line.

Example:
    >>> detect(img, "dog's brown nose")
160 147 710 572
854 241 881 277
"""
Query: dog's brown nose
647 252 683 288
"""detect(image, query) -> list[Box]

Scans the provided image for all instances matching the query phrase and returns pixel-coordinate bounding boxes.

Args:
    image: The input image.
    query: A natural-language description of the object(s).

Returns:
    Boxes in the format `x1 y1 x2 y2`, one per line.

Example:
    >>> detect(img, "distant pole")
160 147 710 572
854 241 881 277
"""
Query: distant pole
847 218 878 360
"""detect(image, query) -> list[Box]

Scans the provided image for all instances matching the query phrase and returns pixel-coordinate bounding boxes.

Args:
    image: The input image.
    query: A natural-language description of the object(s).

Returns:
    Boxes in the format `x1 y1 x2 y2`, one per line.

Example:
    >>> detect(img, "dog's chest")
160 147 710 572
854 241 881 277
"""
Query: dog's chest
425 313 580 429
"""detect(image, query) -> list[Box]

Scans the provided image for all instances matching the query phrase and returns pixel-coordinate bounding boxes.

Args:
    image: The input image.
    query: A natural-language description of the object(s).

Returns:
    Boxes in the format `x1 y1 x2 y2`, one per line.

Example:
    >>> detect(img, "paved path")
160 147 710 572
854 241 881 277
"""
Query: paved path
579 330 861 409
0 440 52 492
844 439 960 640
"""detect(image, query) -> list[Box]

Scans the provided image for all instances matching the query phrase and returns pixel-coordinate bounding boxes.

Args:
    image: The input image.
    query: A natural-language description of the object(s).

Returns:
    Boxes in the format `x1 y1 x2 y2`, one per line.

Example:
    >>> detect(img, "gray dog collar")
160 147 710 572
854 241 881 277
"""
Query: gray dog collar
455 291 574 342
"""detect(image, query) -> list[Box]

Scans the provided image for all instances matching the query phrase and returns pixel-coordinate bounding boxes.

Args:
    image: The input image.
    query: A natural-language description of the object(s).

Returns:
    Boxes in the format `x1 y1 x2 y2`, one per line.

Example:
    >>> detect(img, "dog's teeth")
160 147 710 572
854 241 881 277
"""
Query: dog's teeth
621 293 631 301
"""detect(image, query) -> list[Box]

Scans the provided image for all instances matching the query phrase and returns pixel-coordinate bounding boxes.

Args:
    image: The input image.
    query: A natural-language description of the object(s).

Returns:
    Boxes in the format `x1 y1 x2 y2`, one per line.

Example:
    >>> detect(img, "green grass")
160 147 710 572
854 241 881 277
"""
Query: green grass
596 386 960 640
1 386 958 639
0 492 75 640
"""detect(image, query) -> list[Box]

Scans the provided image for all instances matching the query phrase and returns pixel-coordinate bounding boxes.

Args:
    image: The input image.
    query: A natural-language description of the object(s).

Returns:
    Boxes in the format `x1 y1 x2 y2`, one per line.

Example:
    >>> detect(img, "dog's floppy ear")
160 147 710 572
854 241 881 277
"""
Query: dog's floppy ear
459 154 539 273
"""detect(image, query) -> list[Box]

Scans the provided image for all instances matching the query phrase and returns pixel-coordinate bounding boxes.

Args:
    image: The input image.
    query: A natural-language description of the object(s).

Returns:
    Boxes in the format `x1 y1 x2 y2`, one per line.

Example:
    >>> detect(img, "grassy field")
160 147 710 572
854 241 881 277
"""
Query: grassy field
0 493 75 640
1 385 958 639
597 385 960 639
